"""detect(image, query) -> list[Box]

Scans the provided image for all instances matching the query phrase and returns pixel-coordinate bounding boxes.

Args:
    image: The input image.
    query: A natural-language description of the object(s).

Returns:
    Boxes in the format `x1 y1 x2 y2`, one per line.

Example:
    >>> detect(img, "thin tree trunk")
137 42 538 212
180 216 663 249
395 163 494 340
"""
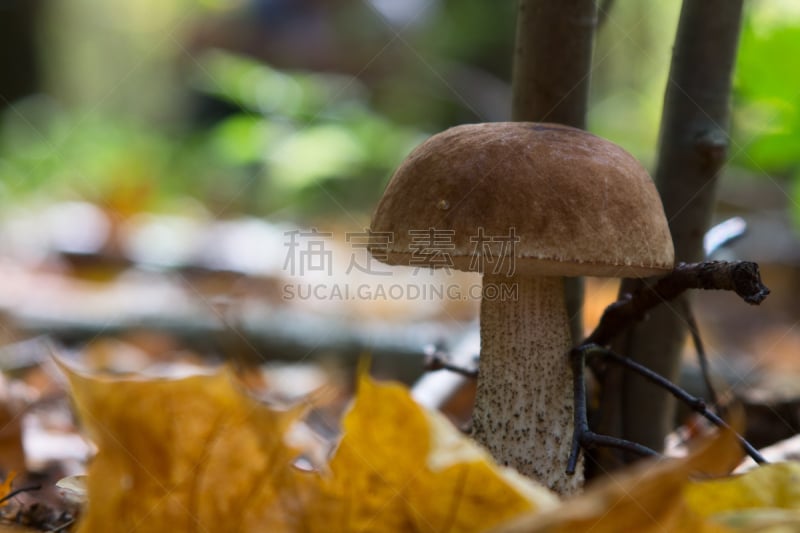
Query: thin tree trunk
0 0 41 107
511 0 598 343
597 0 744 468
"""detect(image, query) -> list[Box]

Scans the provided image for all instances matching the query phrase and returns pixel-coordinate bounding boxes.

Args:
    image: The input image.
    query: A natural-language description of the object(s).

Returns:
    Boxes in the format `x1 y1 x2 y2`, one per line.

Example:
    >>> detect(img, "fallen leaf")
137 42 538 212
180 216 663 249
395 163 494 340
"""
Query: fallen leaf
63 364 305 532
492 423 745 533
686 462 800 531
0 374 28 475
56 475 88 507
63 364 556 532
0 472 16 507
302 375 557 532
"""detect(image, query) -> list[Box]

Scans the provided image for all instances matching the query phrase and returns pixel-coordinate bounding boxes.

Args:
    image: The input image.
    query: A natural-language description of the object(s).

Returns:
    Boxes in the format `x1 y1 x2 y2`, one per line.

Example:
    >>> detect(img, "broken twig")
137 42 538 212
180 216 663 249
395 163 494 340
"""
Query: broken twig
567 261 769 473
586 261 769 348
423 351 478 379
567 344 767 472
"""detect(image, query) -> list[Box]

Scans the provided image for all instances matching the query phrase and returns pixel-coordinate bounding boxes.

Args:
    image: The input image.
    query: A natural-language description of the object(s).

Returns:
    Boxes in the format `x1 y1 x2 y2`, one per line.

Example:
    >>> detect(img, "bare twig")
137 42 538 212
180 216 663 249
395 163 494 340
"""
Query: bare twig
512 0 598 345
587 261 769 348
568 344 766 472
596 0 616 29
587 345 765 464
423 352 478 379
0 484 41 505
599 0 746 462
568 345 658 474
566 259 768 472
432 260 768 382
49 518 76 533
684 303 719 408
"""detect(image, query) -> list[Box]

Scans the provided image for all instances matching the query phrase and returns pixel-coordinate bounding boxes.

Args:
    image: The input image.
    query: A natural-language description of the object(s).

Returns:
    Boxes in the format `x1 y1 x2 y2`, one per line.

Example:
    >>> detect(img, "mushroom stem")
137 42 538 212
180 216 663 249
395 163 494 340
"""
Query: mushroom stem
472 274 582 495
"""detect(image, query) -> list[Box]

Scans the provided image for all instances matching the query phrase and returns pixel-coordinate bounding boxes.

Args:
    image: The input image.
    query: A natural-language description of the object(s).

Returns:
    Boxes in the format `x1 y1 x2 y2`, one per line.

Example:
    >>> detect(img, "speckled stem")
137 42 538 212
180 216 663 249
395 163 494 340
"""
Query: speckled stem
471 274 581 495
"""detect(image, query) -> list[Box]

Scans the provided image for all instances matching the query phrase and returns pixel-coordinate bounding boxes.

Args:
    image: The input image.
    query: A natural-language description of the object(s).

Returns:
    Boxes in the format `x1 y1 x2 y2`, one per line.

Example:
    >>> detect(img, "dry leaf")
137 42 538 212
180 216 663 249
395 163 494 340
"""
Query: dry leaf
63 364 556 532
0 375 28 475
0 472 16 507
301 375 557 532
492 424 745 533
686 462 800 531
56 475 88 507
64 365 305 532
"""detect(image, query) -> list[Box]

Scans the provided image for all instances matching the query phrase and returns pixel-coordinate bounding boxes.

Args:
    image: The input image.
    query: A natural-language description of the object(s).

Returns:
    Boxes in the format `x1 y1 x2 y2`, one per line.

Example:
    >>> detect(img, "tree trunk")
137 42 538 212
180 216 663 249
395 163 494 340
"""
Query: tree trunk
510 0 598 343
0 0 41 107
596 0 744 469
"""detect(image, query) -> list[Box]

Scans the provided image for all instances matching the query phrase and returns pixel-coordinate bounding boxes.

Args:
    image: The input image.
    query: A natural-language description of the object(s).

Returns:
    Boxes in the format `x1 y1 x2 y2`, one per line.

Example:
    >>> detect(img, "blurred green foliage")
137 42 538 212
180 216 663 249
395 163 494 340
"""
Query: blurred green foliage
734 4 800 175
0 0 797 224
588 2 681 163
0 50 423 218
194 51 425 216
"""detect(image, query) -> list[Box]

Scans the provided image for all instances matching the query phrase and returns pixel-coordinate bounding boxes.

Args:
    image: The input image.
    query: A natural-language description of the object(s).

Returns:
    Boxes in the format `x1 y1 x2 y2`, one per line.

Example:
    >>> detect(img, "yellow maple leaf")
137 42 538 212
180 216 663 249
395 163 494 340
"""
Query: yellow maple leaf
63 365 556 532
685 462 800 531
492 423 745 533
303 375 557 532
0 471 16 507
64 366 305 532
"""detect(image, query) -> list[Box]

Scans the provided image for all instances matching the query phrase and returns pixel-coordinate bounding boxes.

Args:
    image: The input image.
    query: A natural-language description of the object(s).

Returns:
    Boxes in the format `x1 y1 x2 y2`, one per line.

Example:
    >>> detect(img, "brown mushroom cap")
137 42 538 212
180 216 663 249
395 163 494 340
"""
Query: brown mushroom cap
369 122 674 277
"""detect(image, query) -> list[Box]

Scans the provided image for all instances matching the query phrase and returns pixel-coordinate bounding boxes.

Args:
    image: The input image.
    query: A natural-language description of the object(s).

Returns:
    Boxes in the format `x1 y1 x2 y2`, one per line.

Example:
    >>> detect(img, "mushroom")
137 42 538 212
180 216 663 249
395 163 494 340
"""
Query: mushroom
368 122 674 494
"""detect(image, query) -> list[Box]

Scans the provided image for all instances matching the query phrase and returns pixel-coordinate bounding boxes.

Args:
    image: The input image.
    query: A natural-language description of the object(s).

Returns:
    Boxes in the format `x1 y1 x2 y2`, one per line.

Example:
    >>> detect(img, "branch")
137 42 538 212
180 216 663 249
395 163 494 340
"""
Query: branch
587 345 766 465
568 344 766 473
512 0 598 345
587 261 768 348
685 304 719 408
597 0 746 463
429 260 768 383
596 0 616 30
0 484 40 505
568 343 658 474
512 0 597 126
423 351 478 379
